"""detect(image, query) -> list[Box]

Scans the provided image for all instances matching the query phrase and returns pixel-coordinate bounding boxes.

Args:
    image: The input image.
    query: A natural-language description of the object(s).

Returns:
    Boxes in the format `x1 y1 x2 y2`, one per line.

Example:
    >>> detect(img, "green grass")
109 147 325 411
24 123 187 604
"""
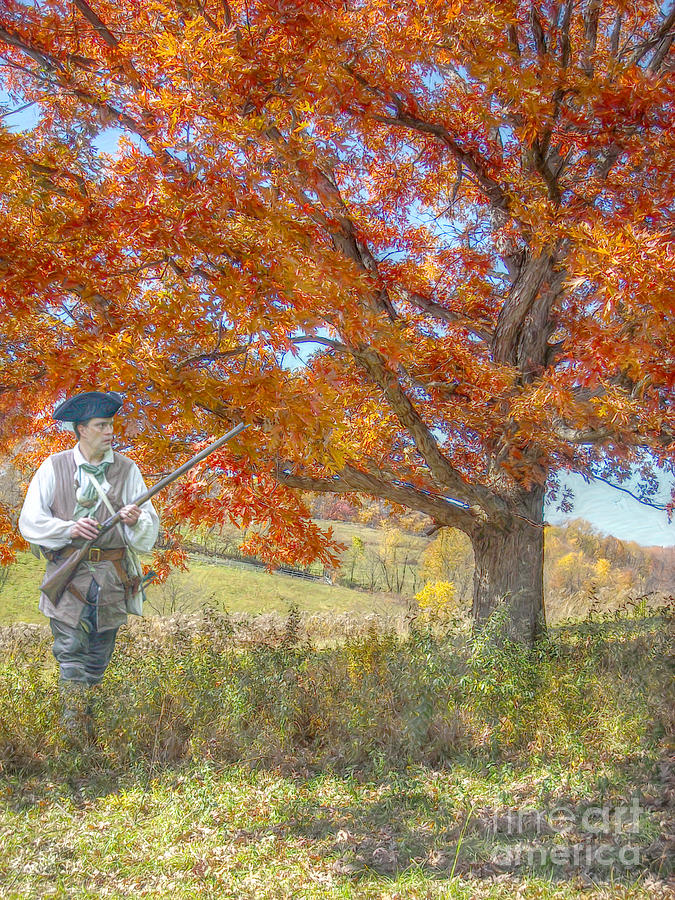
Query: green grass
324 520 429 595
0 761 666 899
152 555 408 618
320 518 428 557
0 518 427 626
194 518 430 596
0 610 672 898
0 552 45 624
2 519 667 630
0 551 407 626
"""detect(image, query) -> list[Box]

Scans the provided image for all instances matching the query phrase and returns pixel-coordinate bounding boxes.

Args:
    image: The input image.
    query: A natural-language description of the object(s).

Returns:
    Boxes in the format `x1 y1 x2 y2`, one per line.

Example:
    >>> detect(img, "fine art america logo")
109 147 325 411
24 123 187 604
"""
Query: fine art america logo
489 797 643 870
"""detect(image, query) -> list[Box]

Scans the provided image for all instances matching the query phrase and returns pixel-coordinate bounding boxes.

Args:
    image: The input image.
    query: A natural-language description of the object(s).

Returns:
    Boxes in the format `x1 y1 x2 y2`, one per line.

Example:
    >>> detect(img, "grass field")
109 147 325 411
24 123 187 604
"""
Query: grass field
1 760 669 899
149 556 408 619
0 552 44 625
0 551 407 626
199 518 431 597
0 519 424 626
1 530 672 898
0 611 672 898
1 518 669 629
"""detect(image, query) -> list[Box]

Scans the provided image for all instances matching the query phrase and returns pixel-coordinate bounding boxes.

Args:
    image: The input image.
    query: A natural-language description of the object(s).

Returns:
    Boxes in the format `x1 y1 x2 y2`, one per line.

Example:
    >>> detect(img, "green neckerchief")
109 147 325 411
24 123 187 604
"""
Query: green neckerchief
73 458 112 521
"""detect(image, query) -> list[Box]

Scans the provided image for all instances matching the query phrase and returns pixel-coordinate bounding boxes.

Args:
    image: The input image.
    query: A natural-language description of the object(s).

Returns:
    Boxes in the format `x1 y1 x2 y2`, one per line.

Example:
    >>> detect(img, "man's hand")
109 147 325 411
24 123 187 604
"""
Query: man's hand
70 517 101 541
119 504 142 527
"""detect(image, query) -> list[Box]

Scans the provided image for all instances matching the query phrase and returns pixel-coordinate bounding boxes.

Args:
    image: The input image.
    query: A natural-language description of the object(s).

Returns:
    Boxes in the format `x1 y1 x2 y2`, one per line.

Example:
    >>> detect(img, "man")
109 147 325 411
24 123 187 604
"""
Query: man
19 390 159 742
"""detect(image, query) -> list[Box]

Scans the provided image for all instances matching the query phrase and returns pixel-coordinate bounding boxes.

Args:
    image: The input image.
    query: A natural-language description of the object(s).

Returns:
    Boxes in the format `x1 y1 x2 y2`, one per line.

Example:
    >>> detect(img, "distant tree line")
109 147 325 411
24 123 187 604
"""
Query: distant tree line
310 494 674 617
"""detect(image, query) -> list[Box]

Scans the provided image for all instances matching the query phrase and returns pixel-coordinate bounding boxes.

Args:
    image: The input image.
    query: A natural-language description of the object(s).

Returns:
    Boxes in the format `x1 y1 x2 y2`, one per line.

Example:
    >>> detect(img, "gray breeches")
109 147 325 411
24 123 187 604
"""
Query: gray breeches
49 579 119 685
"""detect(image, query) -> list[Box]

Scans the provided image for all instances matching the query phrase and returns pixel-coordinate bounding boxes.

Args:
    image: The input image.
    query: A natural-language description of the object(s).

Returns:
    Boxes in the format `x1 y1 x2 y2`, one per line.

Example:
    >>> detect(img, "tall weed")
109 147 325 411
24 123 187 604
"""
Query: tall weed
0 604 670 780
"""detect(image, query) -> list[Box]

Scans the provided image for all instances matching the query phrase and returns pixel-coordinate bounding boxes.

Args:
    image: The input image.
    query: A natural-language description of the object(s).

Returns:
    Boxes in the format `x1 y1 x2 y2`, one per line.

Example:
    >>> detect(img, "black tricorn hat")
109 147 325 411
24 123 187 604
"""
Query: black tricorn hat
52 391 123 422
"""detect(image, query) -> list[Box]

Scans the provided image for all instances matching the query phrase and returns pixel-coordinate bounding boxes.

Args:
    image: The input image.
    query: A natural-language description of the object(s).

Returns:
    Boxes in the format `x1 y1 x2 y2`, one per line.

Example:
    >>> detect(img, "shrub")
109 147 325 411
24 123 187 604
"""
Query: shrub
415 580 458 622
0 604 670 780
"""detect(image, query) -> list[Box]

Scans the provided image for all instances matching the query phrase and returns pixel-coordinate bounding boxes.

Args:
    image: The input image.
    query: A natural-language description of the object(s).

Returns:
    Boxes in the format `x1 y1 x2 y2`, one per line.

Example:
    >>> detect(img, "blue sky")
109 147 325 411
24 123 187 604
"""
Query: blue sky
548 473 673 547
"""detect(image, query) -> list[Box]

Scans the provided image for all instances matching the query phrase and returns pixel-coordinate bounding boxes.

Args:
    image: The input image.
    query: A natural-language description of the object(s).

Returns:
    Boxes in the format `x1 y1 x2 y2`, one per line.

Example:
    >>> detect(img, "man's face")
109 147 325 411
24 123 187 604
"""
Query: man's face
78 417 115 455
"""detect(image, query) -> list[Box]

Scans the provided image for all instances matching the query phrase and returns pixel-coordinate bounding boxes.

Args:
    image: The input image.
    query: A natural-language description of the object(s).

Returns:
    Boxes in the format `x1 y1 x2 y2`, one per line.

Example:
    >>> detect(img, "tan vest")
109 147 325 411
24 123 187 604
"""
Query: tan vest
39 450 137 630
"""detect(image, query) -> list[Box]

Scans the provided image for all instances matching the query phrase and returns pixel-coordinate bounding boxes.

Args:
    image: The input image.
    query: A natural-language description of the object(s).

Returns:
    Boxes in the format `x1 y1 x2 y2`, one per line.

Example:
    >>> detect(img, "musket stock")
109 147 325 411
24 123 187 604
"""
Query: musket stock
41 423 248 605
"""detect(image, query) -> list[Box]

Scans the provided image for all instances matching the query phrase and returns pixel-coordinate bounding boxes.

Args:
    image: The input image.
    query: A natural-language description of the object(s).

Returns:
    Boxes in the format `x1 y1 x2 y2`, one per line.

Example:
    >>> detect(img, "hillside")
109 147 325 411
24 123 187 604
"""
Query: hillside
1 517 671 627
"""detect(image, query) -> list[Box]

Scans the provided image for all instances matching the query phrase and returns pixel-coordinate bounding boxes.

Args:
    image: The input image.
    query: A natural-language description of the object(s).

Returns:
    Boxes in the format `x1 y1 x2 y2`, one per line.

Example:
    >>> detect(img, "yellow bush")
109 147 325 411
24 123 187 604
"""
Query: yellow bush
594 557 611 580
415 580 457 620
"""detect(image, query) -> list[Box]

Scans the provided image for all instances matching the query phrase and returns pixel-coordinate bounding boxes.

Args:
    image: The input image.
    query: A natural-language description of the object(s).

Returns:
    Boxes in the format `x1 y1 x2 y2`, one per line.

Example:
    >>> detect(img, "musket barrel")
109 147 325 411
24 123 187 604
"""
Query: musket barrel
130 422 248 509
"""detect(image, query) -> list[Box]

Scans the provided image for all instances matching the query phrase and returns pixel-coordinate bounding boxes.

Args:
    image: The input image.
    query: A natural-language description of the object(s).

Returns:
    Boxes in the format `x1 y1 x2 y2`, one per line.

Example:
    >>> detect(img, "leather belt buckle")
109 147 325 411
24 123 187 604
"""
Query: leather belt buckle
89 548 102 562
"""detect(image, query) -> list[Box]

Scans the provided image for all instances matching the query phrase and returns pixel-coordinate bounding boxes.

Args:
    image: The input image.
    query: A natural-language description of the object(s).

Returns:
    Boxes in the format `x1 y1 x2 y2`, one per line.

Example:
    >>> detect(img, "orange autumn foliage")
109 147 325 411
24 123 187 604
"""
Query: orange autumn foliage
0 0 673 641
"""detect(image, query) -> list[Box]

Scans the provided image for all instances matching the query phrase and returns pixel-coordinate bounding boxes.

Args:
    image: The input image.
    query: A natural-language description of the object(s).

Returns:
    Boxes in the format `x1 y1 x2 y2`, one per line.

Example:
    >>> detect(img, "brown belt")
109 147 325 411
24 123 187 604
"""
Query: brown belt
44 544 140 607
56 546 127 563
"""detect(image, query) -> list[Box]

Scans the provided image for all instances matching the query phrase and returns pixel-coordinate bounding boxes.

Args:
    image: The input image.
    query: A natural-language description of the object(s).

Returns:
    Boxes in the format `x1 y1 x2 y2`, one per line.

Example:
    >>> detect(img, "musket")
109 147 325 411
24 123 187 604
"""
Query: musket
41 422 248 606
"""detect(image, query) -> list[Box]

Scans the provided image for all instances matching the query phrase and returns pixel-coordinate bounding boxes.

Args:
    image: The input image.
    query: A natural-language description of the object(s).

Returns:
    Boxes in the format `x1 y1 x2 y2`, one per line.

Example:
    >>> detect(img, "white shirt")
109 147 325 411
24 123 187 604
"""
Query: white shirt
18 443 160 554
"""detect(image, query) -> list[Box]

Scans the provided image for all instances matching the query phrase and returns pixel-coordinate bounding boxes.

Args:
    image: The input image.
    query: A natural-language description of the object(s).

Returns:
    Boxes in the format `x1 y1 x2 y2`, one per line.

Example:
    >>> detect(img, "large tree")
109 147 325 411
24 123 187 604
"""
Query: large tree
1 0 673 642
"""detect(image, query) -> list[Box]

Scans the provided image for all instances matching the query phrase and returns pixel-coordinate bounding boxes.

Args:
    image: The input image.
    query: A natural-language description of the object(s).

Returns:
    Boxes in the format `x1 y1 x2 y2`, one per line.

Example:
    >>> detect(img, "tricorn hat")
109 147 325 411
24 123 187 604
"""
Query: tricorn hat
52 391 123 422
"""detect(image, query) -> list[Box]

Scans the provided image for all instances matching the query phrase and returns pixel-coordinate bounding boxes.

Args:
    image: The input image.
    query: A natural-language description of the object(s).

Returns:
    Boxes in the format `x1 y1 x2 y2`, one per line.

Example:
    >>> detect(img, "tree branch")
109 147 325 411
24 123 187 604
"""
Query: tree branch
559 0 573 67
507 23 521 58
374 108 510 214
72 0 144 89
175 347 250 371
541 0 573 162
629 5 675 68
397 363 460 401
262 124 396 321
312 165 397 320
0 25 178 171
0 26 61 71
0 100 36 120
276 461 477 531
553 419 612 444
291 336 348 353
72 0 119 48
22 155 89 197
582 0 601 76
352 346 505 518
401 289 493 343
589 474 669 511
492 248 557 365
531 143 562 203
529 3 547 57
346 69 510 216
191 0 220 32
649 26 675 73
596 143 622 180
609 11 622 58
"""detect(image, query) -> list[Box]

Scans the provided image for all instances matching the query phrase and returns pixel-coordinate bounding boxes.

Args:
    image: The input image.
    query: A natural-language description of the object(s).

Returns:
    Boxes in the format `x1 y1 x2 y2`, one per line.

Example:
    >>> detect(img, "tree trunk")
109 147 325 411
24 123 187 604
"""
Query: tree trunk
471 485 546 645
